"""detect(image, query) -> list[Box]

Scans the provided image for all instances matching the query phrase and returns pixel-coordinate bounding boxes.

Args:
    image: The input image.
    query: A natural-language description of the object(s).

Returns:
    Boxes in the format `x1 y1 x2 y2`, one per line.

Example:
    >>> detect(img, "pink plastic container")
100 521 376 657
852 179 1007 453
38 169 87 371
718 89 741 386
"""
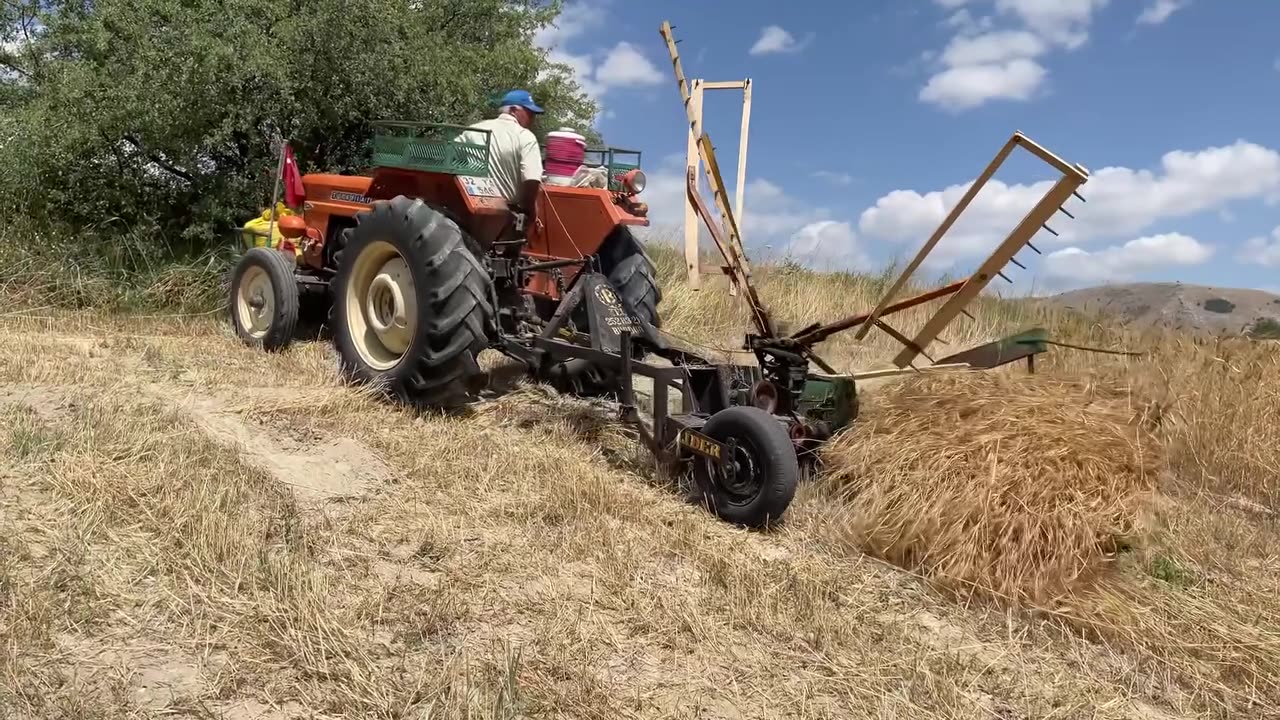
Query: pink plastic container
545 129 586 178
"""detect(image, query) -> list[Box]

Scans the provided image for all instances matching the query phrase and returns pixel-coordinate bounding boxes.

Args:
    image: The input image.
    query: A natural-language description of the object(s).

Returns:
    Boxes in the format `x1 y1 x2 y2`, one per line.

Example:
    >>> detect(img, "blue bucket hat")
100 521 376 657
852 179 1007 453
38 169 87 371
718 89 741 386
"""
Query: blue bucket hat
498 89 544 114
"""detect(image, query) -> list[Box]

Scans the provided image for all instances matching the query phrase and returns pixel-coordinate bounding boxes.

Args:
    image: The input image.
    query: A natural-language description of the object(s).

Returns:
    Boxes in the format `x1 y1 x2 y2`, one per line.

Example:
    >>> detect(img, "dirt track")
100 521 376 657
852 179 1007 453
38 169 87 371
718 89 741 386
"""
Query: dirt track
0 315 1206 719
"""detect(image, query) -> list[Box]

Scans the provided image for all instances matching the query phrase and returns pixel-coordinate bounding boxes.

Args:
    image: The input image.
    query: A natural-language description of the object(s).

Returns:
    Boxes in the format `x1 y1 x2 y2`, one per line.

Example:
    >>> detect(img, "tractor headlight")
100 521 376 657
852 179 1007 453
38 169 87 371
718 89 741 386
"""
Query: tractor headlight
623 169 646 194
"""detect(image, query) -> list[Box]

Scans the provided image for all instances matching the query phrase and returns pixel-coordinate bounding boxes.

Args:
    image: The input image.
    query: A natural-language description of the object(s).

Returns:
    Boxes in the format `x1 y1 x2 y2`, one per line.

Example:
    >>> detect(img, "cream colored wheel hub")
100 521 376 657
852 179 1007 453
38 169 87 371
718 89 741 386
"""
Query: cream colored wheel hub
345 241 418 371
235 265 274 339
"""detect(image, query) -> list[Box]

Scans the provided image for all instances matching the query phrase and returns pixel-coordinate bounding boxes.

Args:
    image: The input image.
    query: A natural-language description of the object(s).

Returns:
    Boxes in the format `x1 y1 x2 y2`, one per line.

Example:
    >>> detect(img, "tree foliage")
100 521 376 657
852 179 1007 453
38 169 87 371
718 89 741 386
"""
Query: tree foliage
1247 317 1280 340
0 0 598 244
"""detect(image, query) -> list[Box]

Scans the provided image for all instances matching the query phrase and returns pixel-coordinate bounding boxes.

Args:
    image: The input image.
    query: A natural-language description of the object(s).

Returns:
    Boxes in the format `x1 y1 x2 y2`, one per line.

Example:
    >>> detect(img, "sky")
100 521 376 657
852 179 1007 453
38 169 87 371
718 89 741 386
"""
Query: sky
533 0 1280 296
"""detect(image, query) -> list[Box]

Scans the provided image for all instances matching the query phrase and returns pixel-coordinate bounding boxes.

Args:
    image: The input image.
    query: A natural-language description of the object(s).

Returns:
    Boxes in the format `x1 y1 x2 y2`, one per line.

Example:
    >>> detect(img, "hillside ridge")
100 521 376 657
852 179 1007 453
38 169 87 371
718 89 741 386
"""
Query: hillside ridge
1042 281 1280 336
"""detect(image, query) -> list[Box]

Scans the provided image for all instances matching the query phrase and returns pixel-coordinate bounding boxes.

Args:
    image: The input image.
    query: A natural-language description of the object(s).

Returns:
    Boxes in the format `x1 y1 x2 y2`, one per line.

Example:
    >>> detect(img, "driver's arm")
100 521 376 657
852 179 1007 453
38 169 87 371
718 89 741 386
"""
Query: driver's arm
518 131 544 229
520 179 542 228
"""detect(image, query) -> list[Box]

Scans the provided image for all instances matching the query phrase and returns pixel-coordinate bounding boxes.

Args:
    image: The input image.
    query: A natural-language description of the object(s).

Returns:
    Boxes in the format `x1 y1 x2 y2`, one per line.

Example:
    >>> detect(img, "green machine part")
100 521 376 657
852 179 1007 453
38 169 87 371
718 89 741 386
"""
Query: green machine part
796 373 859 434
790 328 1052 437
934 327 1049 370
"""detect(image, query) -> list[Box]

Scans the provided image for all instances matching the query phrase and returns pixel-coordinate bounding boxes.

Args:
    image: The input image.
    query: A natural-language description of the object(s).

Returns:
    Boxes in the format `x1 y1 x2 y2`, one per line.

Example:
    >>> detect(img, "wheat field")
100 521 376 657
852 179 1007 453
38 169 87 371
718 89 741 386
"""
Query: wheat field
1 241 1278 719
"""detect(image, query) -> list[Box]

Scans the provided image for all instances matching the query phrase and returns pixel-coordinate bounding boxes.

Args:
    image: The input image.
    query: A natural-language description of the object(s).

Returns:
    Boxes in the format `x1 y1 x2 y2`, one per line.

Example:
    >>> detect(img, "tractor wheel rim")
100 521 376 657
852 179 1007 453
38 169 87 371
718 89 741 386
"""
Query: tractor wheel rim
710 440 763 506
236 265 273 339
346 241 417 371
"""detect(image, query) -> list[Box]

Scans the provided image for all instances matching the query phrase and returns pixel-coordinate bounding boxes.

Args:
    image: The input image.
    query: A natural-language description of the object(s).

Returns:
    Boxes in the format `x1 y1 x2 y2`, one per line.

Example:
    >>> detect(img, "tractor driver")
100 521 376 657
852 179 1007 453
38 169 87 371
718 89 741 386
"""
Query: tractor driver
457 89 545 232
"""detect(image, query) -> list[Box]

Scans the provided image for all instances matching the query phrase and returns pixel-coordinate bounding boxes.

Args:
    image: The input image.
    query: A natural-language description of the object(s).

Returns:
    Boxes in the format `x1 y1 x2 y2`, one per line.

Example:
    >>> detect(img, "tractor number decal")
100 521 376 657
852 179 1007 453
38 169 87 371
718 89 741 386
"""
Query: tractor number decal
594 283 640 336
680 430 722 461
330 191 371 204
595 285 618 305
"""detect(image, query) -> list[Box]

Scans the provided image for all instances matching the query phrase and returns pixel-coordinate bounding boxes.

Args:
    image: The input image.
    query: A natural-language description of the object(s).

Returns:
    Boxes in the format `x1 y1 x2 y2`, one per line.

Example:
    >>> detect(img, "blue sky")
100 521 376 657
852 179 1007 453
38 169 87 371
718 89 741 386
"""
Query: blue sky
534 0 1280 295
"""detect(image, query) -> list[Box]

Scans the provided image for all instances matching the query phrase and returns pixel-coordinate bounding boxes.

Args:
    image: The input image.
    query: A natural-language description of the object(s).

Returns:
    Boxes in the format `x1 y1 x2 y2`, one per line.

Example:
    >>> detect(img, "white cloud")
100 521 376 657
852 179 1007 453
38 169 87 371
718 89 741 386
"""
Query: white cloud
939 29 1048 65
1240 227 1280 268
633 156 862 270
918 0 1107 110
1042 233 1212 288
993 0 1109 49
738 178 835 240
1136 0 1188 25
533 1 604 46
919 58 1046 110
943 9 992 32
779 221 872 270
750 25 809 56
812 170 854 186
594 42 662 88
534 1 606 95
858 140 1280 268
533 3 665 101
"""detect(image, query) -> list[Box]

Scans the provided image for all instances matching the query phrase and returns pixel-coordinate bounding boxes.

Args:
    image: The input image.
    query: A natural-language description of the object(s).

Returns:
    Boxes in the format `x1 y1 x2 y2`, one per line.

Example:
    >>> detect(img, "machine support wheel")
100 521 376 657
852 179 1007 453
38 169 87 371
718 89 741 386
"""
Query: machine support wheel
229 247 299 352
693 406 800 529
330 195 496 409
599 227 662 328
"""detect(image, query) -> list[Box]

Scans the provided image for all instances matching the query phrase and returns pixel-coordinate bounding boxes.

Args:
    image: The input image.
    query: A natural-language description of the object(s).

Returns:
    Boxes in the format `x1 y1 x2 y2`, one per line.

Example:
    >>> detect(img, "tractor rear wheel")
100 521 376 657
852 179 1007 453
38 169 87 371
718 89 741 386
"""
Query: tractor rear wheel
692 406 799 529
599 227 662 328
229 247 299 352
330 196 495 409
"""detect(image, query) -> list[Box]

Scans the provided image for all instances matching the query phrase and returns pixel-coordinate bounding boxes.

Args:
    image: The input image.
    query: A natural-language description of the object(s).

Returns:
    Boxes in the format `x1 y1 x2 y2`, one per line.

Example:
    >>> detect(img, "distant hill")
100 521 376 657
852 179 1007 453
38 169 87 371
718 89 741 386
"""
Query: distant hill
1042 282 1280 337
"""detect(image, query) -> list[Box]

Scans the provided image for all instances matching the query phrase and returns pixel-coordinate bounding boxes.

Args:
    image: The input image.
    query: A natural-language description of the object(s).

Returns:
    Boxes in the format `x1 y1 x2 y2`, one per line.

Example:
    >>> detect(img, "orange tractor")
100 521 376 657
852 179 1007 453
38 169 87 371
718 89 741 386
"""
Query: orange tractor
227 98 1093 532
228 120 820 529
229 121 659 362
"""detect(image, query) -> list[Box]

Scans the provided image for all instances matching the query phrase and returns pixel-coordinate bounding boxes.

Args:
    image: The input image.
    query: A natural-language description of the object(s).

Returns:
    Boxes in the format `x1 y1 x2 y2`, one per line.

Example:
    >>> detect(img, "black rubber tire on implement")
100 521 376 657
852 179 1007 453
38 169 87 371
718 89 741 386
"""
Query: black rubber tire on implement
228 246 299 352
598 227 662 328
693 406 800 529
330 195 496 409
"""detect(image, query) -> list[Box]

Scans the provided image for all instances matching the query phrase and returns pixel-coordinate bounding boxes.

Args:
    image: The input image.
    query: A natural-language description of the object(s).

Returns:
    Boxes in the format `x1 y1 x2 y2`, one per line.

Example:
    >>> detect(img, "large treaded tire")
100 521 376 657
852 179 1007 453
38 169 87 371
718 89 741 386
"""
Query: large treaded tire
693 406 799 529
598 227 662 328
330 196 496 409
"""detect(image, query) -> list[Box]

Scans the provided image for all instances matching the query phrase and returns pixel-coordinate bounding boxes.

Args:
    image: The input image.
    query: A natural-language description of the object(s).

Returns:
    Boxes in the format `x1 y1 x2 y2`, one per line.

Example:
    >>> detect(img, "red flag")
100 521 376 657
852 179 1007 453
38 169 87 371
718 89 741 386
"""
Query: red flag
281 143 306 208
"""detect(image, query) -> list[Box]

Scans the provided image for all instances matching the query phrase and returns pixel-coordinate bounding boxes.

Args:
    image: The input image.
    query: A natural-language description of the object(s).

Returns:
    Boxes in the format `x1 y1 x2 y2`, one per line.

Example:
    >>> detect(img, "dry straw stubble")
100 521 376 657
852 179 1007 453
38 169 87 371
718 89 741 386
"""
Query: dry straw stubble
821 370 1163 605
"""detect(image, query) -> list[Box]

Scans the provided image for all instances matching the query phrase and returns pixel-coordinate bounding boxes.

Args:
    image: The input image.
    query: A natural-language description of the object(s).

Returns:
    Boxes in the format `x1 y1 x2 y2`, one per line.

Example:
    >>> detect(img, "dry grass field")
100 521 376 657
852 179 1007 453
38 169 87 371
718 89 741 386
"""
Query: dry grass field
2 242 1278 719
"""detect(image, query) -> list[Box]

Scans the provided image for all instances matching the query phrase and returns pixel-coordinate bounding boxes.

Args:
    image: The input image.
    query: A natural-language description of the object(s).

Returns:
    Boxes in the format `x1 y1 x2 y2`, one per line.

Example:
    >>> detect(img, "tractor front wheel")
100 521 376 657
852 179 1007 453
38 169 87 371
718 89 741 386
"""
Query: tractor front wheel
692 406 800 529
229 247 300 352
330 196 495 409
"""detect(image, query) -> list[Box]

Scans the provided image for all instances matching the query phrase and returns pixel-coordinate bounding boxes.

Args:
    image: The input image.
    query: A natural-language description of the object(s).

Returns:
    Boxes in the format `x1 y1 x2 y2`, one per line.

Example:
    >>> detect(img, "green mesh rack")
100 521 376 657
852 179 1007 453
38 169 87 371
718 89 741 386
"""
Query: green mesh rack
370 121 492 177
583 147 642 191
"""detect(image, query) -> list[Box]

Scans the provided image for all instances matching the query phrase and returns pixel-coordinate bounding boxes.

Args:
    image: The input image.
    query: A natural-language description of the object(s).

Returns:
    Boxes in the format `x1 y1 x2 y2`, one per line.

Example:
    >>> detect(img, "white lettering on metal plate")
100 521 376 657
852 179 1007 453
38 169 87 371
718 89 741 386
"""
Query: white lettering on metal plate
461 176 502 198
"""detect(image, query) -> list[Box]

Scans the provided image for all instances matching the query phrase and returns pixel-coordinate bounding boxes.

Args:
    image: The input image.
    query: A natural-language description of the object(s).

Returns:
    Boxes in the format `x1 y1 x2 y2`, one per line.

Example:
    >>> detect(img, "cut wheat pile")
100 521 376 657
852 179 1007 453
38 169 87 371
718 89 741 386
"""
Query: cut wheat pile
821 371 1163 605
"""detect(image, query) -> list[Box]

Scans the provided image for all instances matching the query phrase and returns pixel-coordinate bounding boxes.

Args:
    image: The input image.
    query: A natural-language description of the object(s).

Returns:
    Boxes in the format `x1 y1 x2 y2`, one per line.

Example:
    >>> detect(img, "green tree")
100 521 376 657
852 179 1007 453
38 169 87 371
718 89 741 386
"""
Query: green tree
0 0 597 244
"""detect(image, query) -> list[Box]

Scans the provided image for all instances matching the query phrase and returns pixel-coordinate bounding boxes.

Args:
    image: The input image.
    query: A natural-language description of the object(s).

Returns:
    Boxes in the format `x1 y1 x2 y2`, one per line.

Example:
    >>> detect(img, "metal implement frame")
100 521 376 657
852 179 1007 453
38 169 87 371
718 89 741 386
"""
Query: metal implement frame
513 268 763 478
660 23 753 294
659 19 1091 380
763 134 1088 368
858 132 1090 367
